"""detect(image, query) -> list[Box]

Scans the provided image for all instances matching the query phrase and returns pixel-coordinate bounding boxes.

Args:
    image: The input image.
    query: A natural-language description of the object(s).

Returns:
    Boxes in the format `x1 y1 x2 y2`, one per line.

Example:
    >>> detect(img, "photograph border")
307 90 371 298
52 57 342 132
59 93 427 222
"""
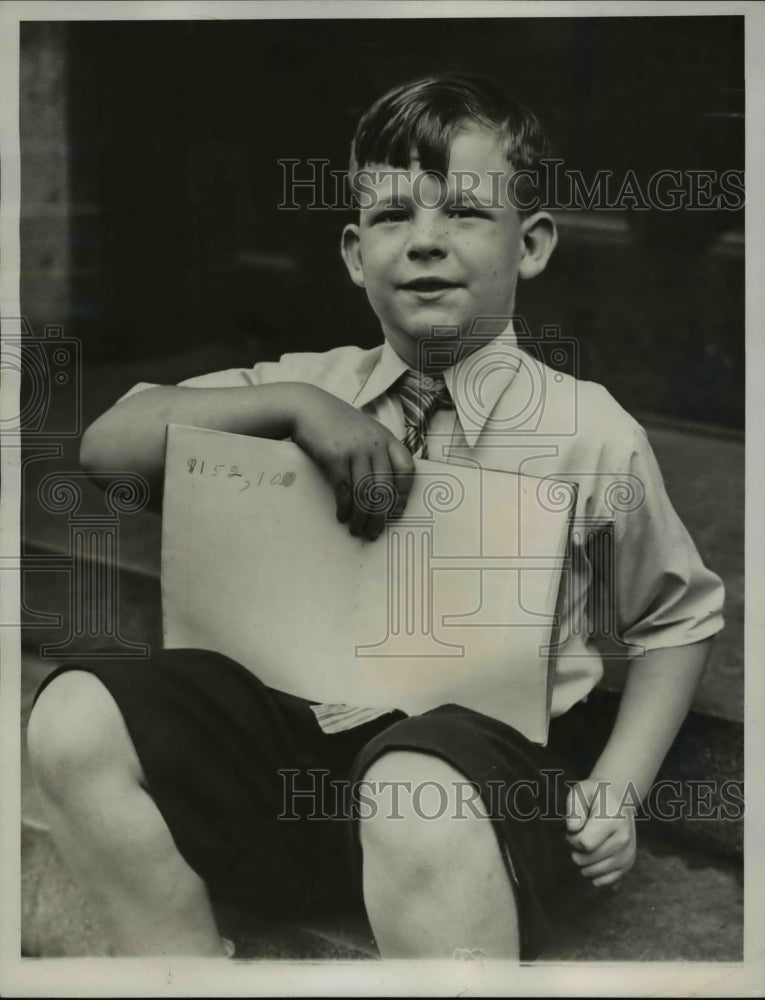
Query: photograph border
1 1 762 996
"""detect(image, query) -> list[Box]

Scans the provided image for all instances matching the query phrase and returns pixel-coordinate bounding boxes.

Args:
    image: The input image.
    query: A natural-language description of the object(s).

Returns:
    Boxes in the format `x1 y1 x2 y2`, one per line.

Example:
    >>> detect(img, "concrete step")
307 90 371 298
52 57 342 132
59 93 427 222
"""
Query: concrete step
20 818 741 961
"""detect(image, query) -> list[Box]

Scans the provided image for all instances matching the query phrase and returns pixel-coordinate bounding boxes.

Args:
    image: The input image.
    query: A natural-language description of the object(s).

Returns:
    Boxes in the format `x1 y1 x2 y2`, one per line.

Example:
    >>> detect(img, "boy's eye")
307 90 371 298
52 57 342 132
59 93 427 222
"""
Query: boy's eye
448 206 484 219
374 209 408 224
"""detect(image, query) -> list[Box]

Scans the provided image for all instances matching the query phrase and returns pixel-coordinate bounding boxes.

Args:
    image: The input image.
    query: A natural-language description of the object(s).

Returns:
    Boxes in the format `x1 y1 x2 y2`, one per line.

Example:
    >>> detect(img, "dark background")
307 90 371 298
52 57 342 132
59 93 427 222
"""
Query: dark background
22 15 744 427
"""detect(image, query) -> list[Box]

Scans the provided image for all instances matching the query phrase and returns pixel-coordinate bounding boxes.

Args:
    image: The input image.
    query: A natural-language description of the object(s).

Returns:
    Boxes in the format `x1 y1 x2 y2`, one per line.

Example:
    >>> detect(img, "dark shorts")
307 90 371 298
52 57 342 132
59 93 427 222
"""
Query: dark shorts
35 649 592 960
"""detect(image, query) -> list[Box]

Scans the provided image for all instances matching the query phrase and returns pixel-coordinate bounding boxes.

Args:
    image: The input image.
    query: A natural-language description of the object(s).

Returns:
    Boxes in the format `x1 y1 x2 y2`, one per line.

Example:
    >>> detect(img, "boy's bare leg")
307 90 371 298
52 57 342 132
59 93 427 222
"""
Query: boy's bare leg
27 670 225 956
359 751 520 959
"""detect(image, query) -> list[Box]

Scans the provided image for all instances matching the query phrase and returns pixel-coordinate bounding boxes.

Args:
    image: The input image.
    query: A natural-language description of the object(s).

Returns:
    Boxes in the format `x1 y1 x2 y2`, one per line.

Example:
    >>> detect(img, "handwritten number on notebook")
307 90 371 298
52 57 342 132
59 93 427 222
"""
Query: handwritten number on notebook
185 457 297 494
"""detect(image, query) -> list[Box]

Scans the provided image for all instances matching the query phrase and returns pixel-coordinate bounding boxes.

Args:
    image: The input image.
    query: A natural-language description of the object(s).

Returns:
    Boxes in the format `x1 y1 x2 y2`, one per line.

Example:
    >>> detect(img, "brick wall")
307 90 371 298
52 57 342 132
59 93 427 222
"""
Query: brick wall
20 23 70 331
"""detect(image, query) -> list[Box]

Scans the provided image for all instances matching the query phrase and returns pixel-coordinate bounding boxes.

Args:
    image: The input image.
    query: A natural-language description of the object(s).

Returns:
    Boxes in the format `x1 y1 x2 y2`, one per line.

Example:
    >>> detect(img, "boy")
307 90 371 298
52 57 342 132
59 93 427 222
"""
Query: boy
27 74 724 960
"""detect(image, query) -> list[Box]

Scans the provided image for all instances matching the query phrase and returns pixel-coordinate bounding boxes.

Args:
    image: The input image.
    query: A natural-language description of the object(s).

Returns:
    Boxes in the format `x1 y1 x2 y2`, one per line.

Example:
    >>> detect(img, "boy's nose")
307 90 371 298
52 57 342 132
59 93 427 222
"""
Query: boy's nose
406 225 447 261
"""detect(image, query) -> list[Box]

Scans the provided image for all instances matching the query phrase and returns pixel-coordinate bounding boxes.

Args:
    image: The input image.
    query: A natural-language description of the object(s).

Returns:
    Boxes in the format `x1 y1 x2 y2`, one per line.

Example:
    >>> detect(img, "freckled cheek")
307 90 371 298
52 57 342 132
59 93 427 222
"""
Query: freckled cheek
361 254 396 285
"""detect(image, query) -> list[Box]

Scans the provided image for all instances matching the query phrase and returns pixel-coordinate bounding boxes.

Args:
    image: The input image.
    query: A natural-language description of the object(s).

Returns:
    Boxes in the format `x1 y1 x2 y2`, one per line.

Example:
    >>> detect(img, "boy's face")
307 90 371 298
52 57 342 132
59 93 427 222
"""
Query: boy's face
341 127 556 370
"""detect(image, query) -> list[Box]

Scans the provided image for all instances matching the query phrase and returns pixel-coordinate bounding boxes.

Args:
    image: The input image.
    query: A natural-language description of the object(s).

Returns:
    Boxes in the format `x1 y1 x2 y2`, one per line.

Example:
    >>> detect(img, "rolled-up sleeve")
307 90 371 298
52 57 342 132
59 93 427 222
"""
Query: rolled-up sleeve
610 423 725 651
117 347 372 400
117 361 292 402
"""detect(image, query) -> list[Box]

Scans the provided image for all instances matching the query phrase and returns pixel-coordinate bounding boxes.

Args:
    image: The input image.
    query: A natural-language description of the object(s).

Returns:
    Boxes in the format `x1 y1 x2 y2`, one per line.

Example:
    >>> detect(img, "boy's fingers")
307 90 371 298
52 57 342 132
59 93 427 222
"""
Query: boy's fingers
363 452 397 540
348 455 374 537
577 848 631 878
334 459 354 525
387 440 415 517
569 831 620 866
592 871 624 889
566 816 614 854
565 783 592 834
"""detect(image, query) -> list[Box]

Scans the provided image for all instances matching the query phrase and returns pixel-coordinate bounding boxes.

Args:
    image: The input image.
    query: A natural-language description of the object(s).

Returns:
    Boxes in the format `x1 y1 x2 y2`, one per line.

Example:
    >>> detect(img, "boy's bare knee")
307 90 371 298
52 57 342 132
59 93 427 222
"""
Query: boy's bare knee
359 751 488 875
27 670 144 798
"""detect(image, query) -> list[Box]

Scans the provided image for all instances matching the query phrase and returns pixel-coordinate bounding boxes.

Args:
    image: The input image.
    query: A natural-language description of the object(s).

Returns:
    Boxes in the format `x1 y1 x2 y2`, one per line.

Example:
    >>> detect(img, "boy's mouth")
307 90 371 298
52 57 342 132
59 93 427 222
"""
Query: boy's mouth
399 277 462 292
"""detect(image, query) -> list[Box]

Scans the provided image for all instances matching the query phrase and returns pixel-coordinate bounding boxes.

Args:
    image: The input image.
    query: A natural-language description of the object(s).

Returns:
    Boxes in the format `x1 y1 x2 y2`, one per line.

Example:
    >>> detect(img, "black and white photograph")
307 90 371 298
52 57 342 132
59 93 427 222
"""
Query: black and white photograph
0 1 761 996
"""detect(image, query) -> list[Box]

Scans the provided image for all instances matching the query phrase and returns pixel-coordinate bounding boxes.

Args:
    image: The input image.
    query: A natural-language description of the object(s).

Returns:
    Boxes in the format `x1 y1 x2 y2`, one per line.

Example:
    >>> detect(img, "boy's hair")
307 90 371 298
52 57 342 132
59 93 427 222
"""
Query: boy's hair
349 72 551 194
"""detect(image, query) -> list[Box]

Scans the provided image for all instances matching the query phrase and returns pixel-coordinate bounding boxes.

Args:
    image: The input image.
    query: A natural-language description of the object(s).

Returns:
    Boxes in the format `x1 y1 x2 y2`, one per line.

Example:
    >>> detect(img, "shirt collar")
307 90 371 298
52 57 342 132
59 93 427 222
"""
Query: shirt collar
352 323 521 449
351 338 410 410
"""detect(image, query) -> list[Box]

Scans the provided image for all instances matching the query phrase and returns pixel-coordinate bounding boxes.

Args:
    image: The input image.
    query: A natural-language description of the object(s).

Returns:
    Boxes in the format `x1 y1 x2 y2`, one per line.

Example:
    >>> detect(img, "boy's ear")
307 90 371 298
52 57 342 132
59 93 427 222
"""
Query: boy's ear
341 223 366 288
518 212 558 280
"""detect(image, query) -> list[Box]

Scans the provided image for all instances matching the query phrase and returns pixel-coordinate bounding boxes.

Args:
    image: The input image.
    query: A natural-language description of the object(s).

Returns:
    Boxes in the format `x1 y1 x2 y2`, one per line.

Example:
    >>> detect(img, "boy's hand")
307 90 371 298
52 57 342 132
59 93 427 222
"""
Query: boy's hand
291 385 415 541
565 779 637 888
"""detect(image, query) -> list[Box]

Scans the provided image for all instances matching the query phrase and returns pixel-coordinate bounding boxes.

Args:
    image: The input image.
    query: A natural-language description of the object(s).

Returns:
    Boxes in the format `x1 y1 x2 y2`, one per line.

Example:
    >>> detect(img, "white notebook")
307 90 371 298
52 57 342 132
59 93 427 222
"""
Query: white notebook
161 425 573 744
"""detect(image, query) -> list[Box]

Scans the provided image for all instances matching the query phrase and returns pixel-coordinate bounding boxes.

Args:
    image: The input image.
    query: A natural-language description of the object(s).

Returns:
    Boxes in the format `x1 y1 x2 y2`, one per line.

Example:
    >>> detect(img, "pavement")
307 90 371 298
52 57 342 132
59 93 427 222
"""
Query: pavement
16 348 744 961
20 813 743 961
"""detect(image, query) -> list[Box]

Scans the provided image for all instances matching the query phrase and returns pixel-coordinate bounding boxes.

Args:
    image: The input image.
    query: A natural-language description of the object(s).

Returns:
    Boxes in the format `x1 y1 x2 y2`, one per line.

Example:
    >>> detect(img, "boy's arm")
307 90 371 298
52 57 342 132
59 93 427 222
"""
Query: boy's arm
562 413 724 885
81 384 300 487
80 382 414 538
587 638 711 800
566 637 713 885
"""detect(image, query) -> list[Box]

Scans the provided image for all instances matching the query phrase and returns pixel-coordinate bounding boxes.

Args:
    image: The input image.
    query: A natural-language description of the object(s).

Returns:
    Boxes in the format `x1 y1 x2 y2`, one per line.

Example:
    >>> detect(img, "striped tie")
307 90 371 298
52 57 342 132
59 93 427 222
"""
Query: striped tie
398 369 452 460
